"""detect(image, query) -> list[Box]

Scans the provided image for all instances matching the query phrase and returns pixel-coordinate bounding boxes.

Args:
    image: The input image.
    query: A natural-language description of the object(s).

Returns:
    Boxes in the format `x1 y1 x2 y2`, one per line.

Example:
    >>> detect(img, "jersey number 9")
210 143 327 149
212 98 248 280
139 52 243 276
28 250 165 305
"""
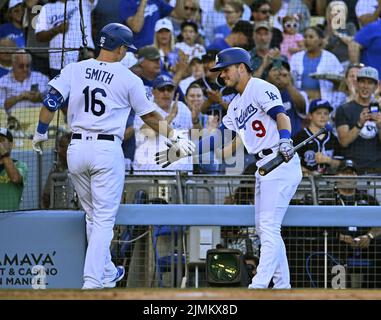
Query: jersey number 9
252 120 266 138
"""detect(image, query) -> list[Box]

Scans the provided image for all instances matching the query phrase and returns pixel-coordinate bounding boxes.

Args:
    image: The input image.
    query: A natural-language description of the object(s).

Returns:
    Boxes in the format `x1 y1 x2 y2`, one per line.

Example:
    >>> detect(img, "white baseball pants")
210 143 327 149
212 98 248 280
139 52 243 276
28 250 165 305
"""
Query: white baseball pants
67 135 124 289
249 154 302 289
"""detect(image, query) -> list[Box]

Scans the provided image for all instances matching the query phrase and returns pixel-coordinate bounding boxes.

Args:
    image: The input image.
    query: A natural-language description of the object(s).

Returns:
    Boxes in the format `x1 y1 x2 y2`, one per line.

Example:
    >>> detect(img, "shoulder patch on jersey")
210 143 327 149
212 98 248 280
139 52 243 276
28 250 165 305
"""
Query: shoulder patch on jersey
265 91 278 101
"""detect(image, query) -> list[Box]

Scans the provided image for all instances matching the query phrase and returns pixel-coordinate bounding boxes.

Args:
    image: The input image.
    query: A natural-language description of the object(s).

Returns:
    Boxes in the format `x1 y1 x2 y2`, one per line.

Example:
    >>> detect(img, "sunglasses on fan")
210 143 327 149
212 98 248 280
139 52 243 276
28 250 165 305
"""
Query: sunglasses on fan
284 22 299 29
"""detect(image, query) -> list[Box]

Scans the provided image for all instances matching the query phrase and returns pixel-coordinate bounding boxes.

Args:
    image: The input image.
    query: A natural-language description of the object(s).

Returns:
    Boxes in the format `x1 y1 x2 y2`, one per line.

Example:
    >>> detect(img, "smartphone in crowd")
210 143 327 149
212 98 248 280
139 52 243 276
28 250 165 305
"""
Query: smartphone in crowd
369 102 380 113
31 83 39 92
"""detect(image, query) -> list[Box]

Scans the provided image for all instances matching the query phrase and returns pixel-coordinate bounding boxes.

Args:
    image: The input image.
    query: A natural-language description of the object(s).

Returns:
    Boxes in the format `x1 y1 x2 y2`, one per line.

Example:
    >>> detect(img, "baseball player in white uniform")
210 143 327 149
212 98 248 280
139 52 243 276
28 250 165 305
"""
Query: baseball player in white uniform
32 23 195 289
157 47 302 289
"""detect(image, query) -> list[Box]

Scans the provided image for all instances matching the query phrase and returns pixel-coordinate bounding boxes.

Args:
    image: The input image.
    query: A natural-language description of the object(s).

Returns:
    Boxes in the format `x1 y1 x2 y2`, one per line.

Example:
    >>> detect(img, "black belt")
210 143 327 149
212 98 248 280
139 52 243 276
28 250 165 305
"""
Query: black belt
71 133 114 141
254 148 273 161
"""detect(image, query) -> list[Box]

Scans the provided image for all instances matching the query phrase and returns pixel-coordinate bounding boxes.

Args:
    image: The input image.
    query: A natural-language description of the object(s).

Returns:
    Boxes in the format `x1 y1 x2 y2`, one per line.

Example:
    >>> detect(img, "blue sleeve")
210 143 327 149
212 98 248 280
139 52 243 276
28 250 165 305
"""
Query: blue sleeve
158 0 174 18
43 86 65 112
354 23 374 48
120 0 138 23
0 25 5 38
267 105 287 120
198 123 235 157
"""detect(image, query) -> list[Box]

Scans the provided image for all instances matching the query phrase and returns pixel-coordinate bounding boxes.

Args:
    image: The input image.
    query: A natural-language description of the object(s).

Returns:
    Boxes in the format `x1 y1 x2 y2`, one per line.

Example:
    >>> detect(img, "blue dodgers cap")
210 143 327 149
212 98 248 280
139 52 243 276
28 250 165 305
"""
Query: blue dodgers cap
309 99 333 113
152 75 175 89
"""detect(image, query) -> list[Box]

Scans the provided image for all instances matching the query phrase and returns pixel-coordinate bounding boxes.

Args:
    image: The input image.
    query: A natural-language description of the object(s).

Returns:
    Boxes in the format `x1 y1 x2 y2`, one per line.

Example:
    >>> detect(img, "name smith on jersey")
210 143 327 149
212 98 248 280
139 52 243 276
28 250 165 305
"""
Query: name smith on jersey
85 68 114 85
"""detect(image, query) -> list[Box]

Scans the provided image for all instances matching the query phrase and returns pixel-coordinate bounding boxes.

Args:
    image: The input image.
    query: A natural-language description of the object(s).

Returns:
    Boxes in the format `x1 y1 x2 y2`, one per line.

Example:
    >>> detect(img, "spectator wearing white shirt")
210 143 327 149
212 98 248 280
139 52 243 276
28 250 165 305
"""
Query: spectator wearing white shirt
133 75 194 173
175 20 206 61
355 0 381 27
290 26 344 110
0 50 48 114
35 0 98 78
178 56 204 94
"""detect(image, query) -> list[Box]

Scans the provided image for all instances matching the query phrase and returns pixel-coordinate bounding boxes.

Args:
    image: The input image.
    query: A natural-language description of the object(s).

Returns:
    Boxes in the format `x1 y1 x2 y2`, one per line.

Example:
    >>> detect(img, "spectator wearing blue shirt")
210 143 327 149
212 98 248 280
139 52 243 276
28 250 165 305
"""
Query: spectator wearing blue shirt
214 1 243 40
207 20 253 52
350 19 381 80
0 38 16 78
120 0 185 49
0 0 26 48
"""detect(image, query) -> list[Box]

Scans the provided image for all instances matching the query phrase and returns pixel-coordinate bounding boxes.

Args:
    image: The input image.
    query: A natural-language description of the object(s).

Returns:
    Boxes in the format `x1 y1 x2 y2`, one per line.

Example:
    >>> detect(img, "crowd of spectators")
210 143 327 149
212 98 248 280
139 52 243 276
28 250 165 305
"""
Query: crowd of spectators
1 0 381 289
0 0 381 193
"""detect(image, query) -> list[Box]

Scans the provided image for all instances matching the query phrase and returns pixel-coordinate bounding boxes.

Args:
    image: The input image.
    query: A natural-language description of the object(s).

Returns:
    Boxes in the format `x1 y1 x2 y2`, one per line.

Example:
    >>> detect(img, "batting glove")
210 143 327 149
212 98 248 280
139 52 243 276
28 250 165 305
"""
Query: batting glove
155 135 196 168
32 131 48 155
279 138 294 162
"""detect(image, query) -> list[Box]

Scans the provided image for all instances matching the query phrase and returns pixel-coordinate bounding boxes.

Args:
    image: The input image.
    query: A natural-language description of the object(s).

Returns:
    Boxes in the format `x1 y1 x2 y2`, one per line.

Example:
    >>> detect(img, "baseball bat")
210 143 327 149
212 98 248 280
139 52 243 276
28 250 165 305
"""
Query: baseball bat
258 127 327 176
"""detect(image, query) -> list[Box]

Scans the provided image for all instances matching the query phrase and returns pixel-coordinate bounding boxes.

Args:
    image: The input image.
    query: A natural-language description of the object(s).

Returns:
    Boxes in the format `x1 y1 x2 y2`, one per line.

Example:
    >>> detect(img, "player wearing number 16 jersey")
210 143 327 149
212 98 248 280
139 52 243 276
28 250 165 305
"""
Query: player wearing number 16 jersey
31 23 195 289
156 47 302 288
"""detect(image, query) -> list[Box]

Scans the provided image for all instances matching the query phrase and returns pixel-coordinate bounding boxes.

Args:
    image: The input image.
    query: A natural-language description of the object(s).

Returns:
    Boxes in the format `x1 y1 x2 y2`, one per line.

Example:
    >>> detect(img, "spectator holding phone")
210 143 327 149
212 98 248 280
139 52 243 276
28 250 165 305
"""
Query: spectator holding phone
335 66 381 174
0 50 49 114
0 127 27 211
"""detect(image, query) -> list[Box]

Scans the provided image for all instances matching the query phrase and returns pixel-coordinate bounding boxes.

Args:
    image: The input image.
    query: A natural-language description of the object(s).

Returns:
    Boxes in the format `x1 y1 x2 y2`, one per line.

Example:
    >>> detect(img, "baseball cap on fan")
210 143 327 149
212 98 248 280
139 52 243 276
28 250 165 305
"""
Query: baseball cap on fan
137 45 161 60
0 127 13 142
338 159 357 173
153 75 175 89
357 66 379 82
309 99 333 113
155 18 174 33
254 21 271 32
8 0 23 9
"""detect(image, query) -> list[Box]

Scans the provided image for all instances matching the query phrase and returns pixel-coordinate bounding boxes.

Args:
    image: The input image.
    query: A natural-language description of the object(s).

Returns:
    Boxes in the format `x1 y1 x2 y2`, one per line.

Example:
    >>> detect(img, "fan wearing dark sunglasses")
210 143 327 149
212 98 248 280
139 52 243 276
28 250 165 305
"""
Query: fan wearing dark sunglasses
280 15 304 61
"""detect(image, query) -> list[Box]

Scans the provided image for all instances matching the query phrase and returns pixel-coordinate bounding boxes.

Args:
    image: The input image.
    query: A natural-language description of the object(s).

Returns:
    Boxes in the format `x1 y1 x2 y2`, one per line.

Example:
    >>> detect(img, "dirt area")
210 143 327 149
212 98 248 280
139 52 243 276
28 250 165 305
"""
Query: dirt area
1 288 381 300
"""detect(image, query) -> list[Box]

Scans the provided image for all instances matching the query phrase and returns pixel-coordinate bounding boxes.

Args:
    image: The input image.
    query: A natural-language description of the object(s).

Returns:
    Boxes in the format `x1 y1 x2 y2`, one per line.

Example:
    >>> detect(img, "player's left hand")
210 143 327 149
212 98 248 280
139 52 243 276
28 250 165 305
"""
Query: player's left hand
155 136 196 168
32 131 48 155
279 138 294 162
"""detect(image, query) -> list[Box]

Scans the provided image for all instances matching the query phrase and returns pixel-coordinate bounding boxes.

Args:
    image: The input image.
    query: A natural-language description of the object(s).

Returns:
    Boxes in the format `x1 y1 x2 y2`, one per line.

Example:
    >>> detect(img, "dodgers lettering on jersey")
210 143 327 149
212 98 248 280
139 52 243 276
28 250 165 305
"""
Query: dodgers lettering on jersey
48 58 155 140
222 78 283 155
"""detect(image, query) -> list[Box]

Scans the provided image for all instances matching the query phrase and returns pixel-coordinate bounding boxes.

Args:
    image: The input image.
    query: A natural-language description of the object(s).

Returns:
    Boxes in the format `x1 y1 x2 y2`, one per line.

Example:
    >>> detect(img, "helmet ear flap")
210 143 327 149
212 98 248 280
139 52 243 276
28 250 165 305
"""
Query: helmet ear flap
216 73 225 87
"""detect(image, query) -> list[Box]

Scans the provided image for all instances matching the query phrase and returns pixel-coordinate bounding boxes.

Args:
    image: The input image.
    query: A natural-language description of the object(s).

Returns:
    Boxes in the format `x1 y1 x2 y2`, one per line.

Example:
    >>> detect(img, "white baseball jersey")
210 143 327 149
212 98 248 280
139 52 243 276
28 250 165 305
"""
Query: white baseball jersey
35 0 97 70
222 78 283 155
49 58 156 140
0 71 49 109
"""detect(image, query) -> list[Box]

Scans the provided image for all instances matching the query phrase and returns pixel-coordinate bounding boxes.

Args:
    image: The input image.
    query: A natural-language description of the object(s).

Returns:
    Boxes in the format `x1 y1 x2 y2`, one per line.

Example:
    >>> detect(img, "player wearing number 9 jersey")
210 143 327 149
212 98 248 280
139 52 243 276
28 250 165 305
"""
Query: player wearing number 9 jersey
31 23 195 289
157 47 303 289
216 48 303 289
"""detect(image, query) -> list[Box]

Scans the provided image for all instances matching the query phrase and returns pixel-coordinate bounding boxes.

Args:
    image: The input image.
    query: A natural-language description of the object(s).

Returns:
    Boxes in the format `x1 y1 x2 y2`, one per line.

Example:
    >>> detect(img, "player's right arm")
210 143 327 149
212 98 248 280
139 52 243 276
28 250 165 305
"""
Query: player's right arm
129 77 195 162
32 65 71 154
155 121 235 168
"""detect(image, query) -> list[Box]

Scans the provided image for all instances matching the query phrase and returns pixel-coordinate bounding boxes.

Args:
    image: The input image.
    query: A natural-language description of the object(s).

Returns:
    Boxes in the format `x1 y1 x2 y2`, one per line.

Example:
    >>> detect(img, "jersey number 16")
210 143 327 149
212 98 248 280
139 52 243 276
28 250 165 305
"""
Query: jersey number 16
83 86 106 116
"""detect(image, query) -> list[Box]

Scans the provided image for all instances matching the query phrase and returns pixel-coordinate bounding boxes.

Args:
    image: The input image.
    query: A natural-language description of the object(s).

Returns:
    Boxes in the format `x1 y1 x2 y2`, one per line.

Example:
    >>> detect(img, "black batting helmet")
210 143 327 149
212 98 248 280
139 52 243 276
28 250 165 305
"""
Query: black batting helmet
98 23 137 52
210 47 253 72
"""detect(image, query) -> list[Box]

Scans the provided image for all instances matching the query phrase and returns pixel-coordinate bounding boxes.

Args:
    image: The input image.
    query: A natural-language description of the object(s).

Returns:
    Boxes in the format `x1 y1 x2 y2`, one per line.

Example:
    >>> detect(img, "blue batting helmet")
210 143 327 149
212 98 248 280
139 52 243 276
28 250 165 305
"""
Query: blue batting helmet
210 47 253 72
98 23 137 52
